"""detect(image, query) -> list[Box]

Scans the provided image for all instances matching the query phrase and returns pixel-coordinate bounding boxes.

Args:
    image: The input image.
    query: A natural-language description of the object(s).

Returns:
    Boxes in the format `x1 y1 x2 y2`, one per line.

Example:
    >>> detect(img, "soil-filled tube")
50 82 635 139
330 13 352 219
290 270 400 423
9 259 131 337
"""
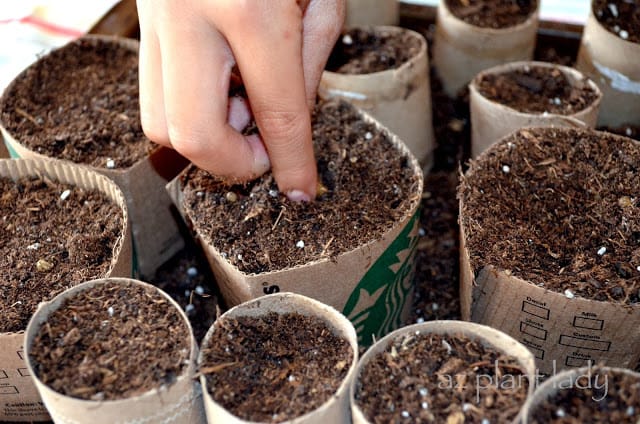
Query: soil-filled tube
0 158 131 422
167 99 423 347
459 126 640 376
319 26 435 170
521 366 640 423
344 0 399 28
24 278 206 424
469 61 602 157
576 4 640 127
351 320 536 424
433 0 540 97
198 292 359 424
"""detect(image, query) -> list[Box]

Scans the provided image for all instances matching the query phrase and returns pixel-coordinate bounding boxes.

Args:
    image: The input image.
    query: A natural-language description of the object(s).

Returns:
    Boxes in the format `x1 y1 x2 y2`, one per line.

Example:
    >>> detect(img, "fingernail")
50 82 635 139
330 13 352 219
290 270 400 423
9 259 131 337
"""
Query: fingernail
286 190 311 202
228 96 251 132
246 134 271 175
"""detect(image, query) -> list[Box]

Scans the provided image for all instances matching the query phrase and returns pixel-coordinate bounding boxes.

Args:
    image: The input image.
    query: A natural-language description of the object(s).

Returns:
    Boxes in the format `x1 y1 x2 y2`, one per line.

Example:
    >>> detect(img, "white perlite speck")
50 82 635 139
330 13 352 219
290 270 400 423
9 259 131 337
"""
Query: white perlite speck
107 306 114 317
60 189 71 200
342 34 353 45
187 266 198 277
553 97 562 105
421 402 428 409
364 131 373 140
185 304 195 314
597 246 607 256
608 3 619 17
106 158 115 169
619 29 629 40
195 285 205 295
26 243 40 250
502 165 510 173
556 408 566 418
268 189 279 198
481 419 490 424
296 240 305 249
564 289 575 299
419 387 428 396
626 406 635 416
401 411 410 418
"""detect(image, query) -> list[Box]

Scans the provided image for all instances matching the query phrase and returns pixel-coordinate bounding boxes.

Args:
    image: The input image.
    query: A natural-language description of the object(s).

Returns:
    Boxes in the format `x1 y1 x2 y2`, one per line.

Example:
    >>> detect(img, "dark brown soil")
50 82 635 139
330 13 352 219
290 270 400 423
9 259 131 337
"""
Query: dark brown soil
0 177 123 333
528 367 640 423
149 238 221 344
200 312 353 423
355 332 529 423
445 0 538 29
0 37 155 168
593 0 640 43
326 28 422 74
29 281 190 400
460 127 640 304
476 65 599 114
181 99 421 274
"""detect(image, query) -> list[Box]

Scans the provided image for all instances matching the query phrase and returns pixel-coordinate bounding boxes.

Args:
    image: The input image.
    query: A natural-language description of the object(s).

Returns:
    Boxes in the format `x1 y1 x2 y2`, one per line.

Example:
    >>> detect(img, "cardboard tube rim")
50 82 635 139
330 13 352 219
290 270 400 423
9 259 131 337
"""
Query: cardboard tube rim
469 61 603 120
24 277 199 407
322 26 427 80
198 292 359 424
0 157 130 336
350 320 537 424
174 101 424 278
437 0 540 39
521 365 640 423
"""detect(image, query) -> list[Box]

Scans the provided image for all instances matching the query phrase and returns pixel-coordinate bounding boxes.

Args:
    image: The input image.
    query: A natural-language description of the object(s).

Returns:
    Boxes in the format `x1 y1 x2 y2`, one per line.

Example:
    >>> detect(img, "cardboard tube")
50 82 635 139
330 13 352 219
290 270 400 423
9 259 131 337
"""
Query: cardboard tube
469 61 602 157
24 278 206 424
344 0 399 28
167 101 423 347
521 366 640 423
432 0 540 97
0 158 131 422
198 292 359 424
576 9 640 127
459 128 640 376
350 320 537 424
319 26 435 171
0 34 188 278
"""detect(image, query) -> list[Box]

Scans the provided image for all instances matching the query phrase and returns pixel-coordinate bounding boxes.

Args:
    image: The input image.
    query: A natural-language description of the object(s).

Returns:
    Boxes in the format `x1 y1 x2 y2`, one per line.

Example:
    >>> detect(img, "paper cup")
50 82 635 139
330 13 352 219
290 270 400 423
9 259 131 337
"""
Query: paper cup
24 278 206 424
469 61 602 157
351 320 537 424
521 366 640 423
576 7 640 127
0 158 131 422
0 34 188 278
432 0 540 97
344 0 399 28
319 26 434 171
459 127 640 376
168 100 423 347
198 292 358 424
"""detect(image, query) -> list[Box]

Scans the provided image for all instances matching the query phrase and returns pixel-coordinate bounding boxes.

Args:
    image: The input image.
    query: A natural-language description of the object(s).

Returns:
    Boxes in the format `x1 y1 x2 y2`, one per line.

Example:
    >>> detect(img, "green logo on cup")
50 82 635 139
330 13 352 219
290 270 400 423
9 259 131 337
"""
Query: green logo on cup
342 212 420 345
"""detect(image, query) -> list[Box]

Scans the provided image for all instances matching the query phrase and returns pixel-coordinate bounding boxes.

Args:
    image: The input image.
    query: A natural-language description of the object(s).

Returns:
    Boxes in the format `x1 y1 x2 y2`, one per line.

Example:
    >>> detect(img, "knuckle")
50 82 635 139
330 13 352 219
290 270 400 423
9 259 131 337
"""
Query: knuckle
166 124 212 158
254 108 305 143
140 113 169 146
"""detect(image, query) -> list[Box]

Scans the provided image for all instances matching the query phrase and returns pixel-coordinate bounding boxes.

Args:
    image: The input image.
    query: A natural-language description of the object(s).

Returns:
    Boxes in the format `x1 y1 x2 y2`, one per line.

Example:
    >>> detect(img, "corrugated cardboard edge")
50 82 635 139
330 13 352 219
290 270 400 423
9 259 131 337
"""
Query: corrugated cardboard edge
350 320 537 424
167 101 424 345
0 158 131 422
458 128 640 376
576 11 640 127
432 0 540 97
198 292 359 424
319 26 435 169
344 0 398 28
0 34 187 277
469 61 602 157
24 278 206 424
521 366 640 423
